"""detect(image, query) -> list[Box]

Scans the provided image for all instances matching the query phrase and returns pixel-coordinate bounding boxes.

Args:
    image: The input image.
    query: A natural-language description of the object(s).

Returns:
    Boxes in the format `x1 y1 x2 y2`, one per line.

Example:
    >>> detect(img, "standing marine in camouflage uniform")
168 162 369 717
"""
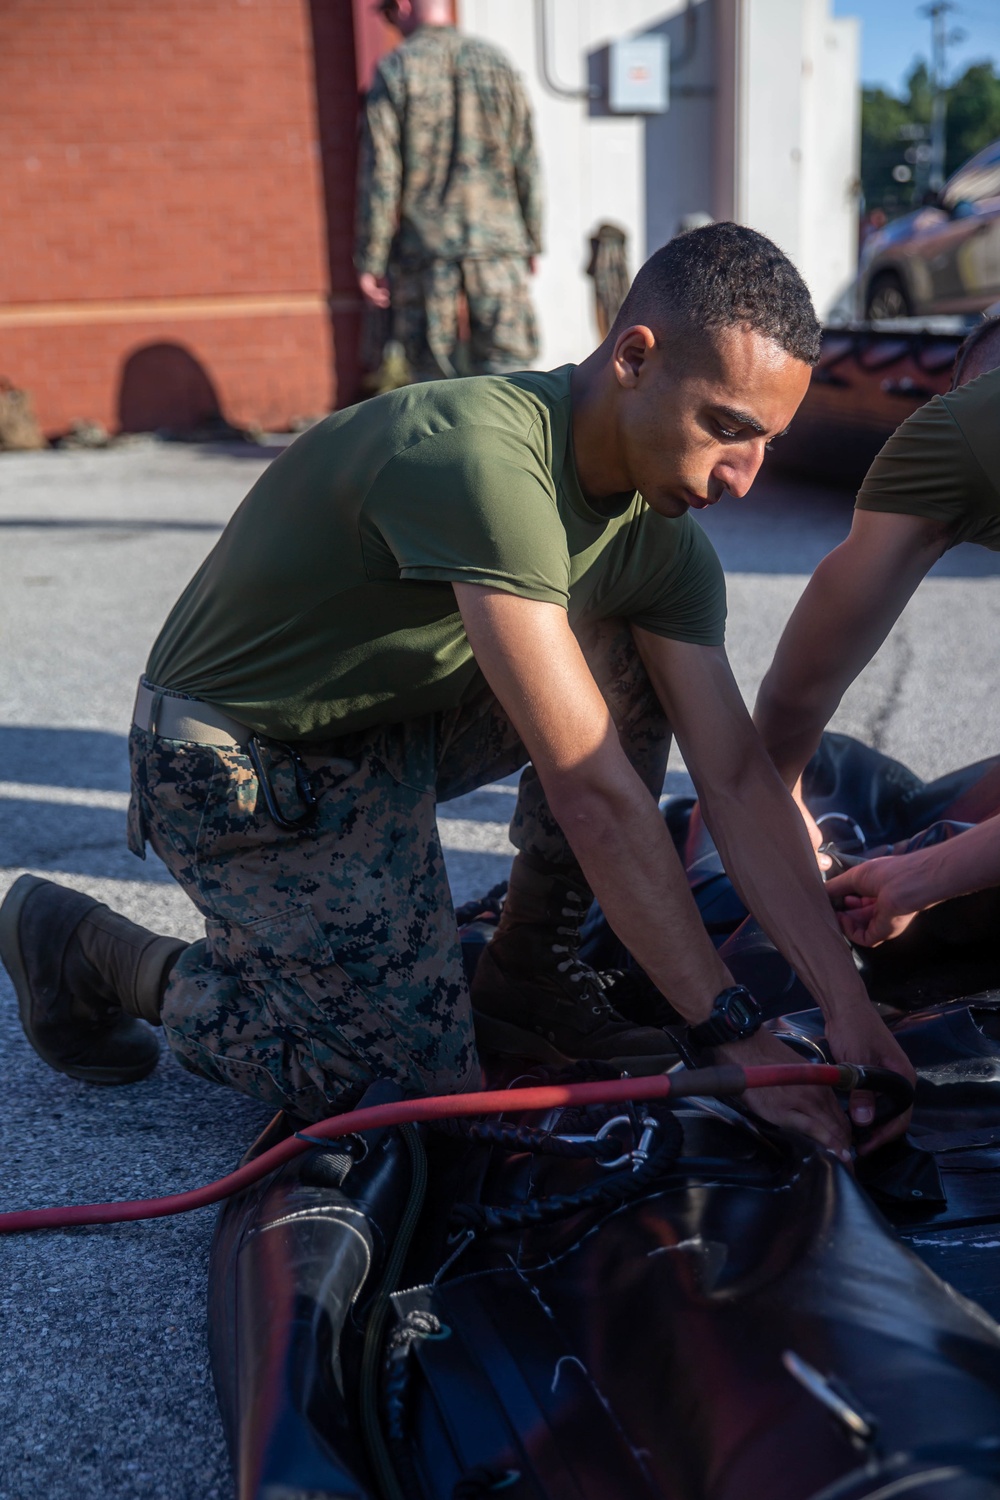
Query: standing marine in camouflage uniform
0 225 914 1159
355 0 541 379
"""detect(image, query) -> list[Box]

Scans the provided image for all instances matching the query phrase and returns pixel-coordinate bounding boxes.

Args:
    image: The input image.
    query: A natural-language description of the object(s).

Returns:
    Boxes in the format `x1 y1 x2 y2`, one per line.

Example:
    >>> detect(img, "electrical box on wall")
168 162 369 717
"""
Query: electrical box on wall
609 35 669 114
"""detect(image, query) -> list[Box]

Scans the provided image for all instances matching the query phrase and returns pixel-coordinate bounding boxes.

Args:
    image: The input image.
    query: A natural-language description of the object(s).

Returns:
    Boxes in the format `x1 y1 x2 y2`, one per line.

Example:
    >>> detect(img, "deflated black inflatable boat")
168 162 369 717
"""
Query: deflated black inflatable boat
210 1030 1000 1500
209 736 1000 1500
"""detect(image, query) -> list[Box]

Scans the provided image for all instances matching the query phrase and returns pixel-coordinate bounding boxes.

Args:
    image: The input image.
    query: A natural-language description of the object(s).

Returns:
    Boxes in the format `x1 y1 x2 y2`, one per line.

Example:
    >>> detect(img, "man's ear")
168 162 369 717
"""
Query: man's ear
612 325 657 388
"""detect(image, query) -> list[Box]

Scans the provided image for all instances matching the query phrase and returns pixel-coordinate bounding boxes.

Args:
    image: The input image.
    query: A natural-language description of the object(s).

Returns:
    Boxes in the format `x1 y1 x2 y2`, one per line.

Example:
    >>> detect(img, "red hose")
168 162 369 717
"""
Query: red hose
0 1062 847 1235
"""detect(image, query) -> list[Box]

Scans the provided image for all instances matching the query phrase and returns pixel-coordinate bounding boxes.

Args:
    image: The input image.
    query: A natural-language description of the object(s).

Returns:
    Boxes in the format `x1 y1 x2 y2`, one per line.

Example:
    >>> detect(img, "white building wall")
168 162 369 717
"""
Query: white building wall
799 6 861 317
721 0 860 317
459 0 696 367
738 0 806 256
458 0 860 361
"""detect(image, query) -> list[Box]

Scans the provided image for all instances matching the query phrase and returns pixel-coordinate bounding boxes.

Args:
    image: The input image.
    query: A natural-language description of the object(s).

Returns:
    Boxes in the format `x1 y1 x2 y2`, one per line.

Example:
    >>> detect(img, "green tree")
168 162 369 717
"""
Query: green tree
860 59 1000 216
946 63 1000 176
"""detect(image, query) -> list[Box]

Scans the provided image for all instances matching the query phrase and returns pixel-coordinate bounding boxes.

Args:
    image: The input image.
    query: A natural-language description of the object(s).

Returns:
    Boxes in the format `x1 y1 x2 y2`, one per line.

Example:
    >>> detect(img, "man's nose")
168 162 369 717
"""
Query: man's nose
713 443 766 500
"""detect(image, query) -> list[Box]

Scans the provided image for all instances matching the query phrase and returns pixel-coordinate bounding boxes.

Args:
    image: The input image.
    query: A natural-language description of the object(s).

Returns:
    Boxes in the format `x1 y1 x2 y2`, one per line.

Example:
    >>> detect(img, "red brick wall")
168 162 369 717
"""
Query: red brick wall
1 314 334 435
0 0 364 435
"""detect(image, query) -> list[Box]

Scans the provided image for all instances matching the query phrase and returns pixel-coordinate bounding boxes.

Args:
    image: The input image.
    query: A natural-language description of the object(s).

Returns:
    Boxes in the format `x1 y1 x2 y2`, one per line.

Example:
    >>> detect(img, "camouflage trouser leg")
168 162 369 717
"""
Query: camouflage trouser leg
390 256 538 379
127 624 668 1117
131 719 478 1119
390 262 462 380
461 256 538 375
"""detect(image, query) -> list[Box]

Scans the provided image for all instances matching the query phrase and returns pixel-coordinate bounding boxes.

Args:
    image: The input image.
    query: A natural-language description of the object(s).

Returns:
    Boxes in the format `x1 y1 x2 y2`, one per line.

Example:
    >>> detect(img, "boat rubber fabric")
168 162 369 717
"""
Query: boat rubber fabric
206 732 1000 1499
209 1043 1000 1500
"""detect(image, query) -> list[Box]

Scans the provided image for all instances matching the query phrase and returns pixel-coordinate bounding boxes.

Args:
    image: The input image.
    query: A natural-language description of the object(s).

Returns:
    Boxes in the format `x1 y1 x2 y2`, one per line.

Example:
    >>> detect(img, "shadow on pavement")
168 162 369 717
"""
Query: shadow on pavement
0 797 171 882
0 725 130 789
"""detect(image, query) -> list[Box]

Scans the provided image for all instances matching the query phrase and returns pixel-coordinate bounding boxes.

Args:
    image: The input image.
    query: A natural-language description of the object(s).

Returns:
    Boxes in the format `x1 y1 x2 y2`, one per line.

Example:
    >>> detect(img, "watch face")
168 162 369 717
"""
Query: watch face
720 987 761 1038
729 993 756 1029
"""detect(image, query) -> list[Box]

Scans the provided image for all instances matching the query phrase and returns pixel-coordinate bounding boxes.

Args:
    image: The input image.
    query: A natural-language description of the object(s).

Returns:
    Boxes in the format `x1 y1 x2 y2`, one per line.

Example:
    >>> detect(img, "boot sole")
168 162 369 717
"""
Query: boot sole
472 1008 677 1078
0 874 159 1086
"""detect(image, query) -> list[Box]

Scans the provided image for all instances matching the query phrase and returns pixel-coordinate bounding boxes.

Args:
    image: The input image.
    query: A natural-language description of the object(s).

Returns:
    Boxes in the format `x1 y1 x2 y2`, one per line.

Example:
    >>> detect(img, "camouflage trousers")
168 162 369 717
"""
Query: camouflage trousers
391 254 538 379
127 618 670 1120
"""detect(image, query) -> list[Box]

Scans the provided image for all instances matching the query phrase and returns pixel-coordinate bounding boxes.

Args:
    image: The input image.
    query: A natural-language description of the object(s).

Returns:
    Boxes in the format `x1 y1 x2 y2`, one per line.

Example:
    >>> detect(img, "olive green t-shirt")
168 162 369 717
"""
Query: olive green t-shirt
855 364 1000 548
147 366 726 742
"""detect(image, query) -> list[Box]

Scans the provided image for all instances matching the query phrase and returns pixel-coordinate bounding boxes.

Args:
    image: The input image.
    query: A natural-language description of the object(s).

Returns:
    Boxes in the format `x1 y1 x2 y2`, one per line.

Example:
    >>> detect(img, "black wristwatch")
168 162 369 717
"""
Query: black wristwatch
685 985 763 1050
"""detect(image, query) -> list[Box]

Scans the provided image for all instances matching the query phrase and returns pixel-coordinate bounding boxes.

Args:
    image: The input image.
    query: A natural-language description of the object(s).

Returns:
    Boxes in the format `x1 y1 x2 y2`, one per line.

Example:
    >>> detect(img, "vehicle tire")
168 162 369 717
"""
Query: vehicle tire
865 272 912 321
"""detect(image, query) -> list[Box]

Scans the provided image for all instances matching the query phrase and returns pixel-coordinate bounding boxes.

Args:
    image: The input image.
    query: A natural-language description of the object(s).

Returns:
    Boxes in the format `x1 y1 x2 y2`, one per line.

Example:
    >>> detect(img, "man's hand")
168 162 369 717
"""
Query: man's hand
823 999 916 1153
827 817 1000 953
358 271 391 309
716 1029 854 1161
719 1011 915 1159
825 856 922 947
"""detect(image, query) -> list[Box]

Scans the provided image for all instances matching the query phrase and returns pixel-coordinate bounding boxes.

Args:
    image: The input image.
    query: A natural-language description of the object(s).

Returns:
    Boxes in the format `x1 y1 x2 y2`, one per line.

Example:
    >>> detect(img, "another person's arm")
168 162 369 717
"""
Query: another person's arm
509 72 542 260
753 508 949 850
354 72 401 309
826 815 1000 947
455 584 913 1156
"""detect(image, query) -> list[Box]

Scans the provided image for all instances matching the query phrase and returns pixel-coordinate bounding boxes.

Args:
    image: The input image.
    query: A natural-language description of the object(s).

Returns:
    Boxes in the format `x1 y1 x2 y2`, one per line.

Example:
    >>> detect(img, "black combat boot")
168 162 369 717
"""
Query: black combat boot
0 875 186 1084
470 857 678 1075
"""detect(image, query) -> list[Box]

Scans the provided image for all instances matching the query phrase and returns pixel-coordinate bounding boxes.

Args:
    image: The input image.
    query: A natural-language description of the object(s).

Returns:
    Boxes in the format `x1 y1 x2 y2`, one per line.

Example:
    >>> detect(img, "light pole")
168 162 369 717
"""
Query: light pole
919 0 960 195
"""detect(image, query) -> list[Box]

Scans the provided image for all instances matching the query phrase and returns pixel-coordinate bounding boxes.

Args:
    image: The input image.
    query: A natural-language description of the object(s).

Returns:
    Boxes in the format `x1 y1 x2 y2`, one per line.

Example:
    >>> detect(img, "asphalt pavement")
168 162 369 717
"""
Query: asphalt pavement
1 439 998 1499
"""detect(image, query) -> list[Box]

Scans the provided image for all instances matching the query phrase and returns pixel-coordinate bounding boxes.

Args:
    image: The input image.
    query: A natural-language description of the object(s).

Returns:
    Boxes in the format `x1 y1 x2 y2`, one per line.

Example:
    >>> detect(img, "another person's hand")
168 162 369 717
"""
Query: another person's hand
358 271 391 309
825 856 923 947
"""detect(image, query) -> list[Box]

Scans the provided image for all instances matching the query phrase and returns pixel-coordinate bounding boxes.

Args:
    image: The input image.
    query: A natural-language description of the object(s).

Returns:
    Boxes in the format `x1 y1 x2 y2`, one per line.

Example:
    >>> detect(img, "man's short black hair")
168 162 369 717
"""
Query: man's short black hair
951 314 1000 389
611 221 822 367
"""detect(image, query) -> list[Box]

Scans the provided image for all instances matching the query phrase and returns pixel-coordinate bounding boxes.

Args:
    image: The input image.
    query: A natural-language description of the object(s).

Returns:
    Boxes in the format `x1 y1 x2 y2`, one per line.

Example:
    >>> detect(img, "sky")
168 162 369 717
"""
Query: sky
832 0 1000 95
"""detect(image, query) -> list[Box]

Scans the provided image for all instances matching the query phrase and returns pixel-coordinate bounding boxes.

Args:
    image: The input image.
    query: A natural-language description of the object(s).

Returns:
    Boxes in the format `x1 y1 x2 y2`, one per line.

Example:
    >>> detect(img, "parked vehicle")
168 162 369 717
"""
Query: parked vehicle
860 137 1000 319
767 321 965 487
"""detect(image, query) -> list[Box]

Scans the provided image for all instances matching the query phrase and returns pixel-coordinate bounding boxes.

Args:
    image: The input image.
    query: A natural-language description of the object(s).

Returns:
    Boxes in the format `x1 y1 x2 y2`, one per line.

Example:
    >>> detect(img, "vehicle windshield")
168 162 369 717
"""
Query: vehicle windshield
942 139 1000 209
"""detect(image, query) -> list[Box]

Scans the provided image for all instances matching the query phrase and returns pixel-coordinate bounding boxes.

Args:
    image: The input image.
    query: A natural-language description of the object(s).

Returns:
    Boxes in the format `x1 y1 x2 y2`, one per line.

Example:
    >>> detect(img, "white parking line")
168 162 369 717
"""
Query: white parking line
0 783 515 853
0 781 130 810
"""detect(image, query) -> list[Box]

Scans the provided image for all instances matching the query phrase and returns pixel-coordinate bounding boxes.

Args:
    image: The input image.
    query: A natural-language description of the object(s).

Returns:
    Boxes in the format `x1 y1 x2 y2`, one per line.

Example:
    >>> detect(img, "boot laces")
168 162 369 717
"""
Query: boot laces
551 892 611 1014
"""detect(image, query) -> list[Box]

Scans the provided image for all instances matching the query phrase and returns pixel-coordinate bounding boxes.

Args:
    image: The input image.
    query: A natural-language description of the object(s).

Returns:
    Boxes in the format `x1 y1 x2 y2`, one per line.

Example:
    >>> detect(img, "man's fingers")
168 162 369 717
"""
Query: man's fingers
849 1088 875 1127
823 870 864 901
856 1104 913 1156
837 911 869 944
746 1086 851 1163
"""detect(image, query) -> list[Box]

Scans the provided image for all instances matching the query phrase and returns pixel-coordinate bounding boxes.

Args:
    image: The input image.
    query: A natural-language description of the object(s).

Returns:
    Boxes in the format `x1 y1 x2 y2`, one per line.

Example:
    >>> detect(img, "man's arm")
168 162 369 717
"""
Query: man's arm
509 74 542 256
753 509 950 799
826 815 1000 947
631 625 915 1149
354 73 402 303
455 585 907 1156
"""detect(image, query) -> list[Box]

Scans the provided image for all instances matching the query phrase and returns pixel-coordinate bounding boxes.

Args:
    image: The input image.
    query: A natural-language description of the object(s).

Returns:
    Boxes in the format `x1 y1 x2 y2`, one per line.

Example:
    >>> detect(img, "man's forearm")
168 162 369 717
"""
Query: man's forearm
549 773 731 1022
753 680 837 790
755 514 948 789
700 753 869 1018
905 816 1000 909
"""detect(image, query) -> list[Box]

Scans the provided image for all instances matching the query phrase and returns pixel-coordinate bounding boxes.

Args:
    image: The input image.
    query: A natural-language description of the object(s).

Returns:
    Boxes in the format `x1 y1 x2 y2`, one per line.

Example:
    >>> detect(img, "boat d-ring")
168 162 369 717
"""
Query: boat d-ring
816 810 867 850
